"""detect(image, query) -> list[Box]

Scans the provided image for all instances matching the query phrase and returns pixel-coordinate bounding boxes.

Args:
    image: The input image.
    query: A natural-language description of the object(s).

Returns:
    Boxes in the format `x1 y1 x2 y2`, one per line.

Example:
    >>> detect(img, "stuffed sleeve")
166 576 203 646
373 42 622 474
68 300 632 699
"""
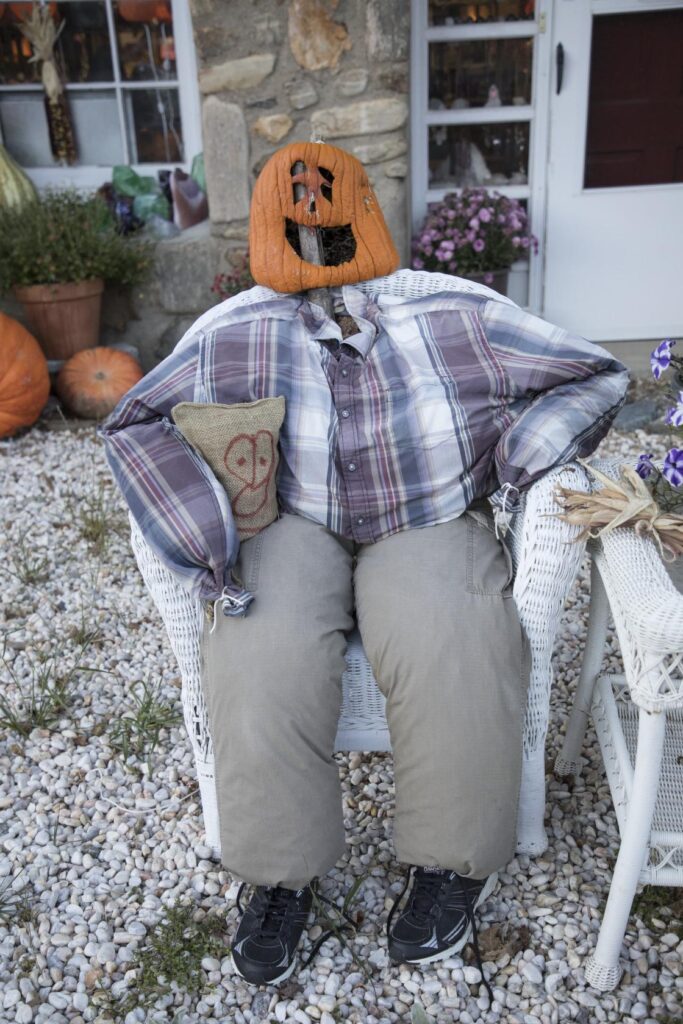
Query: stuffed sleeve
97 331 249 610
479 299 631 513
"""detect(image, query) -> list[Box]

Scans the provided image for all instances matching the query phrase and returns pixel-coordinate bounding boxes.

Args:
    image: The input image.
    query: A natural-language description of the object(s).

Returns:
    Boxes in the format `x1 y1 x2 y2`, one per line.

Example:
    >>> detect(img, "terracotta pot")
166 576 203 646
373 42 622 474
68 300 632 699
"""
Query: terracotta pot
14 279 104 360
461 269 509 296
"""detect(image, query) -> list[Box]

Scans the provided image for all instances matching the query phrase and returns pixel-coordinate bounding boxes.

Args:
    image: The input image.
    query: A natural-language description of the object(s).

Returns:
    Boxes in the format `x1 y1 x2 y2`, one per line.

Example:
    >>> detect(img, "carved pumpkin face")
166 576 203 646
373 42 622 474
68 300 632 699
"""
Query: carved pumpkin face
249 141 400 293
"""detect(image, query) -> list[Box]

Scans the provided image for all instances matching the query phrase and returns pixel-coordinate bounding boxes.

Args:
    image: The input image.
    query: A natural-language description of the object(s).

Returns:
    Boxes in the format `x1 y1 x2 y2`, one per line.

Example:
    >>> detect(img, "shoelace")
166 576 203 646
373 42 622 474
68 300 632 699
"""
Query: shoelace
387 867 494 1004
236 880 357 967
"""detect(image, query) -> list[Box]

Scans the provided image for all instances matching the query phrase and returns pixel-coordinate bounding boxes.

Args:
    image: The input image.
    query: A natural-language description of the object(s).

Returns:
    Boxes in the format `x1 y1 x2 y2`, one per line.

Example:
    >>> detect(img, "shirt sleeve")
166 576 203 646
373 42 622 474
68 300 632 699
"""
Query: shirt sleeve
97 331 247 606
479 299 631 513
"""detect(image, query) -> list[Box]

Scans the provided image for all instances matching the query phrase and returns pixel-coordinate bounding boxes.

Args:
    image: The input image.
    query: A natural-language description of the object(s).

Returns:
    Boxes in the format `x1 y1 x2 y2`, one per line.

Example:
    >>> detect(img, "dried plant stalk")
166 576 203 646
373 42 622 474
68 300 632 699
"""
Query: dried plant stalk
18 4 76 165
552 457 683 561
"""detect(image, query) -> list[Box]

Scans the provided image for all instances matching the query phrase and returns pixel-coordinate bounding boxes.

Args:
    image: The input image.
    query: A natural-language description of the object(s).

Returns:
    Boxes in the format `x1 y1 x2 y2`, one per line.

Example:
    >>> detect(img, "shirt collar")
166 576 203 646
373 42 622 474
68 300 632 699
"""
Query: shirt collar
296 285 382 360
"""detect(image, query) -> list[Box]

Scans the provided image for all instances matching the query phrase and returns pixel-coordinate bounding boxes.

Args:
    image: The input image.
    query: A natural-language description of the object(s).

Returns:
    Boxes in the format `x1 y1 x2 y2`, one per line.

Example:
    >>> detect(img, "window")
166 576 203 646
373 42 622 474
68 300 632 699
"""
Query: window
411 0 550 310
0 0 201 188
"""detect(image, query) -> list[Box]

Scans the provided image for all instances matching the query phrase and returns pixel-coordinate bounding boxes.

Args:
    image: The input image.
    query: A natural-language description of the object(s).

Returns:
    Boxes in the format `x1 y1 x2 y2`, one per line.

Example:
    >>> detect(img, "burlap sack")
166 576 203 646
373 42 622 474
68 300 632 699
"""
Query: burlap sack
172 397 286 540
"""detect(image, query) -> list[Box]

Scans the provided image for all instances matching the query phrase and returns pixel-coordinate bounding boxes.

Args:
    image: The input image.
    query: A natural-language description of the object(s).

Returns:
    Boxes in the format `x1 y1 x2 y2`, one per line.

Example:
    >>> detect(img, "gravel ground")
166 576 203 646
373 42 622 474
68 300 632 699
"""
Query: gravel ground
0 419 682 1024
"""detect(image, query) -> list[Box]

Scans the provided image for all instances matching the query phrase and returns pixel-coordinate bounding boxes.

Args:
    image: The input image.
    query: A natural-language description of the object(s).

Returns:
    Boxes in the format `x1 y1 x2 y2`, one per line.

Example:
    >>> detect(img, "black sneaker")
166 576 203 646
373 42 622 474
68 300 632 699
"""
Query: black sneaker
231 882 313 985
387 867 497 996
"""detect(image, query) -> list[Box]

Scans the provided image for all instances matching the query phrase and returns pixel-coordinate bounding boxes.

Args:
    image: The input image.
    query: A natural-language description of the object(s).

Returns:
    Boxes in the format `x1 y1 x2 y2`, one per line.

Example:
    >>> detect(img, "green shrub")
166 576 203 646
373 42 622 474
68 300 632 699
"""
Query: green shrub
0 189 154 292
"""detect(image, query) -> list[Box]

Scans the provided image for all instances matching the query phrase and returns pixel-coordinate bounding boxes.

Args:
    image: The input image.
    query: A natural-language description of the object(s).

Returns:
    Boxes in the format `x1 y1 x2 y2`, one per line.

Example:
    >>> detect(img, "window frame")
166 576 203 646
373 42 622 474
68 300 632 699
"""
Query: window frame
410 0 554 312
0 0 202 188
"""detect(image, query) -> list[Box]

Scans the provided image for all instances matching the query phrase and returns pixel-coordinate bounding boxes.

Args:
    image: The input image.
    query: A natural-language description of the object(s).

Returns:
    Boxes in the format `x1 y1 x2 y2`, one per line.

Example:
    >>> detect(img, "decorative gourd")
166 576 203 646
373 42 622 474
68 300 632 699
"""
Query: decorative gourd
249 140 399 294
56 347 143 420
0 313 50 439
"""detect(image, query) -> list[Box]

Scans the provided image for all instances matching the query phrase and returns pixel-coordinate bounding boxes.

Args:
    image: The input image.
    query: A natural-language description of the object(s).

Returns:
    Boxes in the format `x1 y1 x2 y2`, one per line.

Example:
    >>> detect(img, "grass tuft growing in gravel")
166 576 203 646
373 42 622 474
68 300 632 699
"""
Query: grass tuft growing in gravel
92 901 227 1020
109 677 183 775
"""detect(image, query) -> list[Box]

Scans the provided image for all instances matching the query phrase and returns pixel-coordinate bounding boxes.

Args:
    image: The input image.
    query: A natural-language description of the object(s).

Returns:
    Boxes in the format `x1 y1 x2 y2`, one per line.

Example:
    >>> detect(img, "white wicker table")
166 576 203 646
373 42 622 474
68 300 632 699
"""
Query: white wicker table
555 456 683 991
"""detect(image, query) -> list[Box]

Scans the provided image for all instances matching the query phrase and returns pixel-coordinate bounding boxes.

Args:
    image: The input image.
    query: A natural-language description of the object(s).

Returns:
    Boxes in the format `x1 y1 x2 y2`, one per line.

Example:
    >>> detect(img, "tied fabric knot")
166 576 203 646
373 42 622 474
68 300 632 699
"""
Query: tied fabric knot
209 583 255 633
493 482 519 541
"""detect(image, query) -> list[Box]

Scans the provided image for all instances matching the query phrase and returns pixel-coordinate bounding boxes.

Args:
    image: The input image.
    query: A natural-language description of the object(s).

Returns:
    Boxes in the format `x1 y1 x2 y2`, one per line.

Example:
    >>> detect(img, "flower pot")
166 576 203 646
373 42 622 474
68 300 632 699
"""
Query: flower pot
461 269 509 296
14 279 104 360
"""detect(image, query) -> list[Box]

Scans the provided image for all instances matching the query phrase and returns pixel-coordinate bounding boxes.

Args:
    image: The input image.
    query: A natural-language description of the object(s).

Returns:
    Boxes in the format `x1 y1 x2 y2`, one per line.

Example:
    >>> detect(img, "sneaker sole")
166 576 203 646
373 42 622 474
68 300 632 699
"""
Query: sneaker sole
398 871 499 966
232 954 298 986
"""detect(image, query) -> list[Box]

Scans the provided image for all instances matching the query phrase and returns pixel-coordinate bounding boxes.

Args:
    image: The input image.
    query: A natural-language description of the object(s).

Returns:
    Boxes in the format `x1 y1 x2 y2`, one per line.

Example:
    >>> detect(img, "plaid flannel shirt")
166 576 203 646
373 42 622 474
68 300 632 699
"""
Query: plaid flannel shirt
99 272 630 612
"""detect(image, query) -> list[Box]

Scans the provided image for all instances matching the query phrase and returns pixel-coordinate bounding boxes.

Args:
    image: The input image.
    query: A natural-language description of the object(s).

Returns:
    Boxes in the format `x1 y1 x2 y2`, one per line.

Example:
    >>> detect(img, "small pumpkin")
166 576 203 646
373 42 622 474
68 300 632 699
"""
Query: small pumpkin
249 140 399 294
0 312 50 439
56 347 144 420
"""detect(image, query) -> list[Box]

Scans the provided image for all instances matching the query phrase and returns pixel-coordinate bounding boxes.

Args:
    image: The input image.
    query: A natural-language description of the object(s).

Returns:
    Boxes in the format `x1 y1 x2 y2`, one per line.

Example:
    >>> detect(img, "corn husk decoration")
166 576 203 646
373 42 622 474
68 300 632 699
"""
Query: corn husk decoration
18 4 77 165
552 457 683 562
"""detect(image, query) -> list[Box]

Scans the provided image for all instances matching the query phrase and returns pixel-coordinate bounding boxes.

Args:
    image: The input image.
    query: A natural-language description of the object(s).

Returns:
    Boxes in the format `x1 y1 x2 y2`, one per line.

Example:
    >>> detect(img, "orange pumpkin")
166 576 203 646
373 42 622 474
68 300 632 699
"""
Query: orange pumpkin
56 347 144 420
0 313 50 439
249 141 399 294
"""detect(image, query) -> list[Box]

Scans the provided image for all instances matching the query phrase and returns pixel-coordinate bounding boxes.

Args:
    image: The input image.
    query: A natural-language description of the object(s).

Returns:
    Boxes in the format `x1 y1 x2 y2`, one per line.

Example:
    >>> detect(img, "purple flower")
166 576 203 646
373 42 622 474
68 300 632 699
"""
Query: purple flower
666 392 683 427
412 257 424 270
663 448 683 487
651 338 676 380
484 271 494 284
478 207 492 223
473 238 485 252
511 236 521 247
635 452 655 479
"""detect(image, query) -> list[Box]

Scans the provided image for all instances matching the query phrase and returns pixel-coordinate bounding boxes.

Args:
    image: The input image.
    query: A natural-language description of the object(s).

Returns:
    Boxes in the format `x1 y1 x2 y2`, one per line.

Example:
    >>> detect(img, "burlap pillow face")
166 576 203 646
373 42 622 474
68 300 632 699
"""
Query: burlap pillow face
172 397 285 541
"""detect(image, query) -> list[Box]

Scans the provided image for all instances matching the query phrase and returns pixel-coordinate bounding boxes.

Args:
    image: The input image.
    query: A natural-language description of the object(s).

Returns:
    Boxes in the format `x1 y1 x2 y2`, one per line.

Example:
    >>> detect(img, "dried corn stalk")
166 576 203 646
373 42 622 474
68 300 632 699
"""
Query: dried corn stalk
19 4 76 165
552 457 683 561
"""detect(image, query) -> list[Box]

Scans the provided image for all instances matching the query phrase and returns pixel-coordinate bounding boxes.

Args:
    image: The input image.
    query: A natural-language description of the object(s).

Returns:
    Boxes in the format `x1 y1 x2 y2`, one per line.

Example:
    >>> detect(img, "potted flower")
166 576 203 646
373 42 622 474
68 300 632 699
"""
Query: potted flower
411 187 538 295
0 190 153 360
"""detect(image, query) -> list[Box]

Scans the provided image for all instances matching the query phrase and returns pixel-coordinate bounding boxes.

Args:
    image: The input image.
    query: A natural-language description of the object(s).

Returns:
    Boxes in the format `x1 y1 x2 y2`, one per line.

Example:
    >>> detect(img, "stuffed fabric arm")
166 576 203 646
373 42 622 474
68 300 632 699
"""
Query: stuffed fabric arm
98 332 247 608
481 299 631 514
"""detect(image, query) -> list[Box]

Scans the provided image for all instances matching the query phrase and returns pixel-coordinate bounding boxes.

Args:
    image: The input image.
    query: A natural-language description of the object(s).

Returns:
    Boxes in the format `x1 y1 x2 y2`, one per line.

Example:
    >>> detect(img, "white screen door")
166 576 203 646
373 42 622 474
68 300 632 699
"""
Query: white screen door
543 0 683 341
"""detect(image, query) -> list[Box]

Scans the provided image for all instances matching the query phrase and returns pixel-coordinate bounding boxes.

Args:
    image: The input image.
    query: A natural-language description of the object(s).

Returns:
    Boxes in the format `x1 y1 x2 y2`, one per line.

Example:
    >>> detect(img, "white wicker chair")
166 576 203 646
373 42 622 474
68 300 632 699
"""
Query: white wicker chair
555 456 683 991
130 459 593 862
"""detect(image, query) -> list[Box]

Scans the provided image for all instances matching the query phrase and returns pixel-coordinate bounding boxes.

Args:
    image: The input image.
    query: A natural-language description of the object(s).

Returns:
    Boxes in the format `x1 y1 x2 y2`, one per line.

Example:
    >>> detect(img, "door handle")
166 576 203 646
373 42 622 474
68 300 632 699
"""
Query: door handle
556 42 564 94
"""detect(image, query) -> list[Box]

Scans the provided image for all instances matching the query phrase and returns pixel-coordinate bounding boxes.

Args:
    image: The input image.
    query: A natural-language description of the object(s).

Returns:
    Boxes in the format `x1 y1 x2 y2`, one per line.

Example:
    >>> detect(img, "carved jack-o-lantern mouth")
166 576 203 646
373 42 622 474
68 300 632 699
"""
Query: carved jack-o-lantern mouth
284 218 357 266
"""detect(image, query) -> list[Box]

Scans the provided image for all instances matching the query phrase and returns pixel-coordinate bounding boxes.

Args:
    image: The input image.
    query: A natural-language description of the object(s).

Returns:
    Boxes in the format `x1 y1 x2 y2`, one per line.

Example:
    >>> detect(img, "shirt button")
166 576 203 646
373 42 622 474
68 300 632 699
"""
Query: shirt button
341 408 350 418
347 462 357 472
341 368 349 377
356 515 365 525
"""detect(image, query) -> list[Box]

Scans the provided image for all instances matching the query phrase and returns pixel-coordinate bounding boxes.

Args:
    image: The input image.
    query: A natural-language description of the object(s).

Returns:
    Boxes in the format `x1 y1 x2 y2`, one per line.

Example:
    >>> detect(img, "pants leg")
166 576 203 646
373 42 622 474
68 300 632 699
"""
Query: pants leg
353 511 531 879
201 513 355 889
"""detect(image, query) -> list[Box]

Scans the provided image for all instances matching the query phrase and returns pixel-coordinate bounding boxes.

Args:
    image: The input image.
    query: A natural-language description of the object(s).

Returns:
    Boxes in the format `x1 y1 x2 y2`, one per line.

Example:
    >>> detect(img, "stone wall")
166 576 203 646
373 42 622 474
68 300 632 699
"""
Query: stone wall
192 0 411 265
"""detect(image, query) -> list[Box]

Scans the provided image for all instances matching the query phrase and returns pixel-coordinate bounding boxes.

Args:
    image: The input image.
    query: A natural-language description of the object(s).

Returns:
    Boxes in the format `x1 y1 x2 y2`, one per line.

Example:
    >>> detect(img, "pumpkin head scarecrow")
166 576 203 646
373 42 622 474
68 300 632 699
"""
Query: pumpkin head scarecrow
99 137 630 991
249 140 399 296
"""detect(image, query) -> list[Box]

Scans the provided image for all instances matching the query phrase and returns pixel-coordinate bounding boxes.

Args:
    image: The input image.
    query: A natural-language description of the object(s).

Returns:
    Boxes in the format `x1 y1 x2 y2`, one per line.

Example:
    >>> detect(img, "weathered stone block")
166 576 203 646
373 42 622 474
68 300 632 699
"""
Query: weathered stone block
252 113 294 143
199 53 276 94
288 0 352 71
311 98 407 139
202 97 250 223
338 68 369 97
155 222 220 315
384 158 407 178
286 79 319 110
367 0 409 61
350 134 407 164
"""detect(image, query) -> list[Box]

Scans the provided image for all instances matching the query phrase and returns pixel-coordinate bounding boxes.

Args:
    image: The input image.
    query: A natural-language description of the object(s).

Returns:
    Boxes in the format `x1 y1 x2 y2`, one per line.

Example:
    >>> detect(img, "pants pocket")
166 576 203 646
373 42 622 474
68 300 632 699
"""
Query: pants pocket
464 509 514 596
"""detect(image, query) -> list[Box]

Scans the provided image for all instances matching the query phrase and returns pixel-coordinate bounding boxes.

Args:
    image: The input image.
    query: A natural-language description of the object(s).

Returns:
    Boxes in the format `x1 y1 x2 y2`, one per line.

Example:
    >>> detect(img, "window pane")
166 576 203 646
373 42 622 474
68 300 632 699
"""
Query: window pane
429 39 532 109
0 88 122 166
584 9 683 189
0 92 54 165
115 0 176 82
70 89 124 164
428 1 534 27
124 86 183 162
0 2 113 85
429 122 529 188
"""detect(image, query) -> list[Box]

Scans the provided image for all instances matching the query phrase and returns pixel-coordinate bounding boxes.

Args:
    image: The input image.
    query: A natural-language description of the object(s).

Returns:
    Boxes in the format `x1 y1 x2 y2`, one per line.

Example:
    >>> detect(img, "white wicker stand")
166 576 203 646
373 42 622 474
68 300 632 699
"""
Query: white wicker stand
555 456 683 991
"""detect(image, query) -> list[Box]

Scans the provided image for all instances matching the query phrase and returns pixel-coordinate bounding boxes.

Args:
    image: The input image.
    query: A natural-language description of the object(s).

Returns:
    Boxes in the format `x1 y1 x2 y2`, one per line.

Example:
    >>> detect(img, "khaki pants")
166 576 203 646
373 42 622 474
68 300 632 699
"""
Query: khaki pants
201 510 530 890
